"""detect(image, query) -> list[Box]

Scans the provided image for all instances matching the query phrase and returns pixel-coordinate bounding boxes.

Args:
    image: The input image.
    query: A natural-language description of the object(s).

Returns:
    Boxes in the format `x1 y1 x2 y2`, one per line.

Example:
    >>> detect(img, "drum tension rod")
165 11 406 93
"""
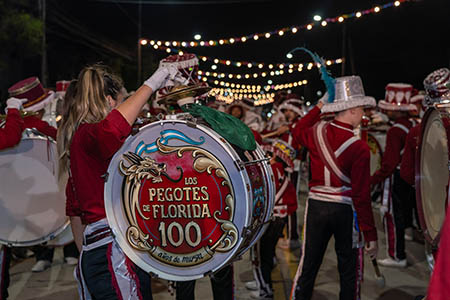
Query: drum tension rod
101 172 109 182
238 157 271 167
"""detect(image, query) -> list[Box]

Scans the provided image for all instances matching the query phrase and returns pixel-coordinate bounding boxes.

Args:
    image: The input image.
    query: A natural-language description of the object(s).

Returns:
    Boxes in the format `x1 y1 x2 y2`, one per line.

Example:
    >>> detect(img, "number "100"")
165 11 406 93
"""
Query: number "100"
158 221 202 248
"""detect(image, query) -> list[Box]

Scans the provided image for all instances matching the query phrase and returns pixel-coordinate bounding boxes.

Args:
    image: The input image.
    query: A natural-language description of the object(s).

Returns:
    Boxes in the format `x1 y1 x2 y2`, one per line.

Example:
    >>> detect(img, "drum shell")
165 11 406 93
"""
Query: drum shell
0 129 69 247
105 119 274 281
416 106 450 248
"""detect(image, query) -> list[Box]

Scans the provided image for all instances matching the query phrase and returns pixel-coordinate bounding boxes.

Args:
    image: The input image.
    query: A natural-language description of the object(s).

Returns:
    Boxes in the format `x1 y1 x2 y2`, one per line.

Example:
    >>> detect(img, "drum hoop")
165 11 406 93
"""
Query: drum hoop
415 107 446 246
0 219 70 247
105 119 262 281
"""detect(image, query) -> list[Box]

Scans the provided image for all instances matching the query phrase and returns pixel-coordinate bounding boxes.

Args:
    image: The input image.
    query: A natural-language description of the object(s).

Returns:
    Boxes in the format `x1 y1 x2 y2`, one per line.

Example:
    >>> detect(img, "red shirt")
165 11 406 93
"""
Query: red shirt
371 117 414 185
0 109 24 150
427 210 450 300
291 107 377 242
23 116 58 140
400 124 420 186
69 109 131 224
65 177 80 217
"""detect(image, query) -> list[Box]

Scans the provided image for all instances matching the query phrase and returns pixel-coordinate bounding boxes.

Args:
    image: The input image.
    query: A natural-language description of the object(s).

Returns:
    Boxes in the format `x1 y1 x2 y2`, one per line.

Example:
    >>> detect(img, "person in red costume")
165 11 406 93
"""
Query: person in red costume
277 76 378 300
57 64 175 300
246 140 298 299
372 83 419 268
0 97 25 300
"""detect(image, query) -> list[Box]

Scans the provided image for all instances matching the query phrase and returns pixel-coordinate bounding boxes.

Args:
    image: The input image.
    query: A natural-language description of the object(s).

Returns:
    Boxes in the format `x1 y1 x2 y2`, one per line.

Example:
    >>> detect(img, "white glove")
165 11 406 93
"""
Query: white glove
318 91 329 104
5 97 27 113
144 66 178 92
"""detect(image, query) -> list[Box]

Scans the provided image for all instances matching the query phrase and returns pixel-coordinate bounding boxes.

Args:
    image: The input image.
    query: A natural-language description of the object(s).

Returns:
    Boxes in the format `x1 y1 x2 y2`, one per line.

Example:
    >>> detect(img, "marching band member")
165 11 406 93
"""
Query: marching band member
281 76 378 300
371 83 418 268
57 64 175 299
6 77 59 272
227 98 264 132
248 140 297 300
277 97 305 250
400 92 424 241
0 97 26 300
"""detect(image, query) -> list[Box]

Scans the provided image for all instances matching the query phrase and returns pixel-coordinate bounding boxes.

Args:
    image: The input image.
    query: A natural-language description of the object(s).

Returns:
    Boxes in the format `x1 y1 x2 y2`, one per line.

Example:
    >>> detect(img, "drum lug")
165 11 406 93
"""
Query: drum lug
101 172 109 182
234 160 245 171
187 120 197 128
204 270 213 277
241 226 252 238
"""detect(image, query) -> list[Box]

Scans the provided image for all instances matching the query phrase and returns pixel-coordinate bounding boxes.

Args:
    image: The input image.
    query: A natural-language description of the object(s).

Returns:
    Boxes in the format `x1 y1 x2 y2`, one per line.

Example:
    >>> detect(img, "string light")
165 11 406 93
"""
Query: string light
141 0 409 48
204 78 308 91
198 58 343 79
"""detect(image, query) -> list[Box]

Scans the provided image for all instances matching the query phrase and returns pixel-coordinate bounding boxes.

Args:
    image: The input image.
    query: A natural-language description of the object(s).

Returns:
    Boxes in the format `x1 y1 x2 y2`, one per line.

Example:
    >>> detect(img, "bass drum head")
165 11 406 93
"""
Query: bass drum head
367 133 383 176
417 108 449 245
0 130 68 247
105 120 273 281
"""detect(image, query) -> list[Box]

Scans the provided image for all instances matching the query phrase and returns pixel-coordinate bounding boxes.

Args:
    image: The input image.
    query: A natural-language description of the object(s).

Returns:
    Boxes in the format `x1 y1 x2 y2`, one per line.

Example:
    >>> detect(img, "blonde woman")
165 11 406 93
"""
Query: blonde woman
57 64 174 300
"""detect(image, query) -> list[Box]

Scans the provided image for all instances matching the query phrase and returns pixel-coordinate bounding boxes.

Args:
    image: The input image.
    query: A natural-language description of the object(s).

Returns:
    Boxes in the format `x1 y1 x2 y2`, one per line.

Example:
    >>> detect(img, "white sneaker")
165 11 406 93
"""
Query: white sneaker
65 257 78 265
377 257 407 268
31 260 51 272
245 280 258 291
250 290 273 299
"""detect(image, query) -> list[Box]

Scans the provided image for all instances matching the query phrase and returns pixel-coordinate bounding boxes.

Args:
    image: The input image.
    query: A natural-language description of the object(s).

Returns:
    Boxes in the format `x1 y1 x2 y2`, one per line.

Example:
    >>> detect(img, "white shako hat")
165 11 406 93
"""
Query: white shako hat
278 99 305 117
321 76 376 113
378 83 417 111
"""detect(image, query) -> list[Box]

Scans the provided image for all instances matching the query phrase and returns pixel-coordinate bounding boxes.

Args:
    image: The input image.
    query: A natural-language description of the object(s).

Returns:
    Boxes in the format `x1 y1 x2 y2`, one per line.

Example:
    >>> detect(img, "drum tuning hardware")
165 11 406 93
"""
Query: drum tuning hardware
241 158 271 166
101 172 109 182
234 160 245 171
241 227 252 238
187 120 197 128
203 270 213 277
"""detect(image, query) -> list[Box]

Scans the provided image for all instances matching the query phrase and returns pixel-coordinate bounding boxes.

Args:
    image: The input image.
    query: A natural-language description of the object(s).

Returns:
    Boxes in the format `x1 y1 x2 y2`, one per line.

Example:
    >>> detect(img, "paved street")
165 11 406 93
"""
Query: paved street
8 202 430 300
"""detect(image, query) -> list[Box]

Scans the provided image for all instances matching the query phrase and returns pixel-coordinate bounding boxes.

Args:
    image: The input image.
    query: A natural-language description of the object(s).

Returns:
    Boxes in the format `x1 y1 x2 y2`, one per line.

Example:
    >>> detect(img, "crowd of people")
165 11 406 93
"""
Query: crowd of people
0 57 449 300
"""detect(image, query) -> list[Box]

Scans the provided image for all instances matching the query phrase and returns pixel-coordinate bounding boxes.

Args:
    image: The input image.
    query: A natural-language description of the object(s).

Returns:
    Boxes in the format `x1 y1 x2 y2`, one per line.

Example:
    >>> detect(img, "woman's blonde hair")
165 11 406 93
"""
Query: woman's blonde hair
57 64 123 178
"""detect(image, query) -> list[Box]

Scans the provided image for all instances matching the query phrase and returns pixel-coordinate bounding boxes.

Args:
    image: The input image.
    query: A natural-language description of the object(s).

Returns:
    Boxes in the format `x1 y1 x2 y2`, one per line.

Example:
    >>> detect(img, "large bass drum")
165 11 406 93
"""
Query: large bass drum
0 129 68 247
416 105 450 270
105 118 274 281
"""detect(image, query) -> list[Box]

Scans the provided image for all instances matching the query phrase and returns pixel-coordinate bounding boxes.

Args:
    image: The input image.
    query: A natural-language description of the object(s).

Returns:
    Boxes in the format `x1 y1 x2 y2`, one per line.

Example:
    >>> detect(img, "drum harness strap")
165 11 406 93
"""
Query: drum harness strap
273 168 290 218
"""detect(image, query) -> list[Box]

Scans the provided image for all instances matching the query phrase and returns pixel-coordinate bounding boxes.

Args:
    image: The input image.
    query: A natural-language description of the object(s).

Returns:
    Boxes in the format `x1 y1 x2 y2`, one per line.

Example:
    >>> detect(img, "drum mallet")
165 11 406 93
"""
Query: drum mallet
371 259 386 288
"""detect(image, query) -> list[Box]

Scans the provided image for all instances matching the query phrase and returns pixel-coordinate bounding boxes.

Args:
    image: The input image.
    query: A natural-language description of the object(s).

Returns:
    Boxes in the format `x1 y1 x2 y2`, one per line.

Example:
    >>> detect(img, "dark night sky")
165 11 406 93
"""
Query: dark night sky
39 0 450 101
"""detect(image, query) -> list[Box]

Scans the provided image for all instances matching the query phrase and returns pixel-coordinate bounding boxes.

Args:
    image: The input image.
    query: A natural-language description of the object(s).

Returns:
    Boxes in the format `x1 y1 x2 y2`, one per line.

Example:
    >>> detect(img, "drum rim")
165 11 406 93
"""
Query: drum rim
105 119 271 281
0 132 67 247
0 219 70 247
415 107 446 246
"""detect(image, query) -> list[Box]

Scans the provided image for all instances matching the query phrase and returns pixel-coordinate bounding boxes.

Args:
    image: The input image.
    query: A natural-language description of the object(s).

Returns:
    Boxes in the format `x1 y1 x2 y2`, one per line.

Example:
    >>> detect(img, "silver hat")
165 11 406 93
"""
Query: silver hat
321 76 376 113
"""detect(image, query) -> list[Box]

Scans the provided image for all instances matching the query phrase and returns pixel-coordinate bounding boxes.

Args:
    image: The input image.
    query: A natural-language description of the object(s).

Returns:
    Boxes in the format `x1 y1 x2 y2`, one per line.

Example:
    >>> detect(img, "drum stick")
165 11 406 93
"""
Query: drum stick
371 259 386 288
261 131 280 139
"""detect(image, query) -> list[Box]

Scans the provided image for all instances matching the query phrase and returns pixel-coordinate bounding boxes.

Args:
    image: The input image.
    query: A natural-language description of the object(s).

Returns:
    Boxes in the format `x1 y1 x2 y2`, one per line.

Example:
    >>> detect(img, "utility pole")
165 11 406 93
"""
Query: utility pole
40 0 48 86
137 1 142 86
341 24 346 76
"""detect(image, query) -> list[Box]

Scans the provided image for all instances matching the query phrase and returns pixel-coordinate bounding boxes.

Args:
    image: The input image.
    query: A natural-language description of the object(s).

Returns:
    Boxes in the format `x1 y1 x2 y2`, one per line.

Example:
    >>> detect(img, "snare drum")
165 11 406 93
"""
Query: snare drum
416 105 450 269
105 118 274 281
0 129 69 247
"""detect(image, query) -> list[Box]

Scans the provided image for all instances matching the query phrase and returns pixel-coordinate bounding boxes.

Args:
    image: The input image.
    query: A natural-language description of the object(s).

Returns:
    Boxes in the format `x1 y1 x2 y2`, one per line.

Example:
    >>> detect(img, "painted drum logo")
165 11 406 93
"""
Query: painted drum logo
118 130 238 267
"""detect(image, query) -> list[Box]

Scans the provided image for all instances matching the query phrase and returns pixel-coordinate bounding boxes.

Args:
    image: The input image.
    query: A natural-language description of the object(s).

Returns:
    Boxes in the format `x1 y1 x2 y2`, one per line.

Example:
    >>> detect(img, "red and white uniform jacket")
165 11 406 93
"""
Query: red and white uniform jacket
0 108 23 150
291 107 377 242
271 161 297 218
371 117 416 186
400 123 420 186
